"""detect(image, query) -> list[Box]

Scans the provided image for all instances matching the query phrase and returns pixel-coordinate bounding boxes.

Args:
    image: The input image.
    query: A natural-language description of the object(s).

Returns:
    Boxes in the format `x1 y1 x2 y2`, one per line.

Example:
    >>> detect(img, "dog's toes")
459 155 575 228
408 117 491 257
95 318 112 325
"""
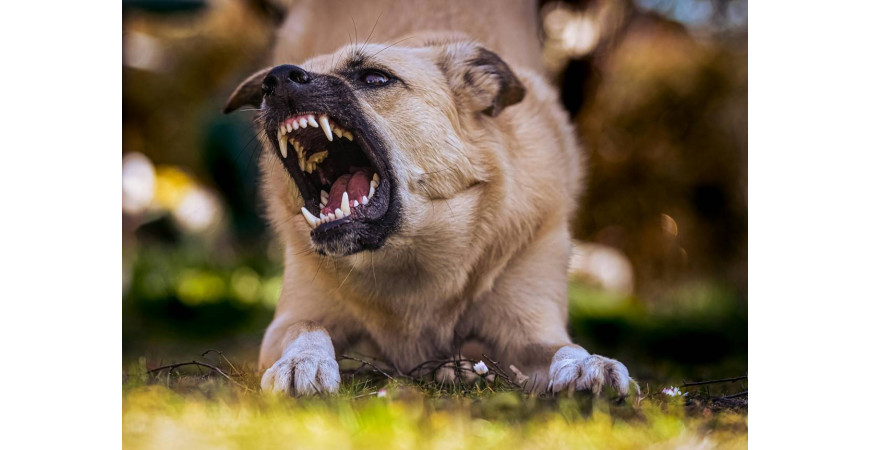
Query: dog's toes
260 354 340 396
434 358 476 384
548 347 634 399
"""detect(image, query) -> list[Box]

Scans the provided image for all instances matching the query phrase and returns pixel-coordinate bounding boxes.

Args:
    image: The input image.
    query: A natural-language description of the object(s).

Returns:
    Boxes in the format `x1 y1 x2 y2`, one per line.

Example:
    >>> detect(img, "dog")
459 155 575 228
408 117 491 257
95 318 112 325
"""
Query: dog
224 0 633 397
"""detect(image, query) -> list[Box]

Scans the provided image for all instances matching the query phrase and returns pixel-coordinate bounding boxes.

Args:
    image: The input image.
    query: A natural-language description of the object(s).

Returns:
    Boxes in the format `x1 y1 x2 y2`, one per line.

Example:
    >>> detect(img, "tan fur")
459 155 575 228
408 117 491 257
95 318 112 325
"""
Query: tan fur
244 1 632 396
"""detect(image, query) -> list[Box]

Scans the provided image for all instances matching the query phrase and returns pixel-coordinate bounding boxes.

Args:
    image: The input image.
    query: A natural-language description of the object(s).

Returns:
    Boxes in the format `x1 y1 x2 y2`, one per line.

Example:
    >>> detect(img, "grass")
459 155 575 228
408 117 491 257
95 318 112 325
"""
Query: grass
123 358 747 449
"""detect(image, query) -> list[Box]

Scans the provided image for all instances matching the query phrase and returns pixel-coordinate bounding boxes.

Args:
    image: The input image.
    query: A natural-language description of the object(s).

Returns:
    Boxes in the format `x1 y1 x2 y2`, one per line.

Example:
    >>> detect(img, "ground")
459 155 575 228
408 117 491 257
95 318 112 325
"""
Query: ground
123 354 747 448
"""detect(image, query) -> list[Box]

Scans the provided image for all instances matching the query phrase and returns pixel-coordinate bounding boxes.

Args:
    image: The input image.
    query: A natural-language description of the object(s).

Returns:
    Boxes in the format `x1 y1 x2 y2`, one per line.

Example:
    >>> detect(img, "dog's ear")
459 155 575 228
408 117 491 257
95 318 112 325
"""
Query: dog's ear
440 43 526 117
223 67 272 114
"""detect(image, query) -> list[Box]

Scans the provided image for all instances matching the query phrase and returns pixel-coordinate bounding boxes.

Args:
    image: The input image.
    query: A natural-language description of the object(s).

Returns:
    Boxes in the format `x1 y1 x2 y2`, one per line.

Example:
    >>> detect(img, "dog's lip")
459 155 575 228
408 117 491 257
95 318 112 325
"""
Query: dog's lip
267 110 394 232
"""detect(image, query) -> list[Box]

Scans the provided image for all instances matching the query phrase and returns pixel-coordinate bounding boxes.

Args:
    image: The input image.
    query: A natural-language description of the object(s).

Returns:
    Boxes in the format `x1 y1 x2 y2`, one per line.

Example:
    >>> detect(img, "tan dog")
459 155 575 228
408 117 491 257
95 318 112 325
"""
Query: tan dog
224 0 633 397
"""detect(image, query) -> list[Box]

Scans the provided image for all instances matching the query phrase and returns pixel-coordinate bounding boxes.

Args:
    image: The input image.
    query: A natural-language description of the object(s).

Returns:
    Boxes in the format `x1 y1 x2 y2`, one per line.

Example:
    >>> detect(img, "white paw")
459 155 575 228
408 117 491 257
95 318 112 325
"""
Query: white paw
260 331 340 395
547 346 634 399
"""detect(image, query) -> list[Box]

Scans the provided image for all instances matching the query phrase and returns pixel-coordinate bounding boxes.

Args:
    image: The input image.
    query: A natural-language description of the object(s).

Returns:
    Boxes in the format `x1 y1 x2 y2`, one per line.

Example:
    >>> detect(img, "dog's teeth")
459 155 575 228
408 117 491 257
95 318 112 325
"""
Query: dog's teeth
335 208 345 219
319 115 333 141
320 213 328 221
372 173 380 185
345 131 354 141
278 134 288 158
353 200 359 207
308 151 328 165
334 128 344 139
368 184 375 199
340 191 351 215
308 115 318 127
320 190 329 204
291 120 299 130
361 195 369 205
301 207 319 228
328 212 336 221
299 119 307 128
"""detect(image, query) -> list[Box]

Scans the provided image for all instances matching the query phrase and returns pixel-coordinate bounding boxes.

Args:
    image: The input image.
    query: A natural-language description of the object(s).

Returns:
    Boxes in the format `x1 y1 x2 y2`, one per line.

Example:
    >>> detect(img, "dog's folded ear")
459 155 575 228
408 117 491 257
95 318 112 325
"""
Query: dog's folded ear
441 43 526 117
223 67 273 114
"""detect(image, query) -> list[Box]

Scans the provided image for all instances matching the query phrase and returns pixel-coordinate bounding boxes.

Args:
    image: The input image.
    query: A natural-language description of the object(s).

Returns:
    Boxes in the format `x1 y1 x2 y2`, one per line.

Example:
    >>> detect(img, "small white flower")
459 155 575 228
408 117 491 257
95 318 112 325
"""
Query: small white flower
662 386 685 397
473 361 489 376
377 389 387 398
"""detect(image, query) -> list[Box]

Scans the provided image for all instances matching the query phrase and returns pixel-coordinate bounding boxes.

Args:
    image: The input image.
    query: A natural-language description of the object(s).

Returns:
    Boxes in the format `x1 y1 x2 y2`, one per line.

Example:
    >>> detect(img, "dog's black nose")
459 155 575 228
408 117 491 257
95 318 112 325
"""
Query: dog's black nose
262 65 311 96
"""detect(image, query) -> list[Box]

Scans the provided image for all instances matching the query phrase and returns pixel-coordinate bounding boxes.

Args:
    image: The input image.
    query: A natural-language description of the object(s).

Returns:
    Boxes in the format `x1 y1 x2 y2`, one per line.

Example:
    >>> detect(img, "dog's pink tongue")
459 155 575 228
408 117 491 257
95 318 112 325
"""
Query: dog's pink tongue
324 169 372 214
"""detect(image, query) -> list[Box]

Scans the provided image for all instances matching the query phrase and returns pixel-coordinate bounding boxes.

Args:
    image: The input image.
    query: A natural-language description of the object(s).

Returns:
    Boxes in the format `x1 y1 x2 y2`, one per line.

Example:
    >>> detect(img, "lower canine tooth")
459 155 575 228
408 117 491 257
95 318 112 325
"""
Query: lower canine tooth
301 207 319 228
340 191 351 215
368 185 375 199
278 134 288 158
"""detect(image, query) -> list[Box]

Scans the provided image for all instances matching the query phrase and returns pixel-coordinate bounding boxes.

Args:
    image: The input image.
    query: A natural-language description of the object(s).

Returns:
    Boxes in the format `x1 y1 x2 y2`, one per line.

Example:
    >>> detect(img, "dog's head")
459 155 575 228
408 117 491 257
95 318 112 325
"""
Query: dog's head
226 36 525 257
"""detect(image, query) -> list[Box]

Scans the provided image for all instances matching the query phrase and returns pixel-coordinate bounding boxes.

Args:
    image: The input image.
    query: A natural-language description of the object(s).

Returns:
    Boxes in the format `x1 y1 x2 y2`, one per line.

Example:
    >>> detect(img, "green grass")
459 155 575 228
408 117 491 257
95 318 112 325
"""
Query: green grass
123 360 747 449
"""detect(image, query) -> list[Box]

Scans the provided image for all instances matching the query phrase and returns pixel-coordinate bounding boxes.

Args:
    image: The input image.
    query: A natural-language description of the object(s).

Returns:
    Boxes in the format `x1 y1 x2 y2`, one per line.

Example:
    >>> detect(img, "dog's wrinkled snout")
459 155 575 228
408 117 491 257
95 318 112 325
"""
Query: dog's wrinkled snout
262 65 312 97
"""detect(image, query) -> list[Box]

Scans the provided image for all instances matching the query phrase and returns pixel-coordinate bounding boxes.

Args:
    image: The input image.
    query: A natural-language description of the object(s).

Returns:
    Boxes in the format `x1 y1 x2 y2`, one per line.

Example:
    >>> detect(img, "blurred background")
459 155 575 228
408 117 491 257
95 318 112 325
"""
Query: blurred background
122 0 747 383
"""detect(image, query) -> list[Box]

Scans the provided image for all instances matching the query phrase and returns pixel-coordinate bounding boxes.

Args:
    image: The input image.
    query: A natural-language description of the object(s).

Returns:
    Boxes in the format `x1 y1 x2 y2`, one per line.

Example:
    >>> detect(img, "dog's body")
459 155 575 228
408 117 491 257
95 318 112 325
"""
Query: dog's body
226 0 632 396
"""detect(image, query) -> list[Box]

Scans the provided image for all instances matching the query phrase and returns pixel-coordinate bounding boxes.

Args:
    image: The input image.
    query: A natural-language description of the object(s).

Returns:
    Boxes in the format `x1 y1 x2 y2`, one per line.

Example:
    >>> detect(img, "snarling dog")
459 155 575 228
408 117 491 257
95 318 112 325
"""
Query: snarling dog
225 27 632 397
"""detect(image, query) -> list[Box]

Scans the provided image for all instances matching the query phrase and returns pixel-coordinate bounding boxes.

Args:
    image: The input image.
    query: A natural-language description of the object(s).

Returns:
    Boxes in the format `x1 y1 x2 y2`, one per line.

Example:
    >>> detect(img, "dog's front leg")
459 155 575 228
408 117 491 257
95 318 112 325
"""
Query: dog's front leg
259 319 341 395
472 226 635 398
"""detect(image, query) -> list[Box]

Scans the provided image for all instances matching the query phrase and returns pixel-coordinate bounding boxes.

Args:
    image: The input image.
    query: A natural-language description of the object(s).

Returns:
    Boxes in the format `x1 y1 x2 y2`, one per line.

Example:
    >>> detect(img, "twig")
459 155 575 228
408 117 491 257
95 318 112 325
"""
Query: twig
482 354 523 389
722 390 748 399
681 375 747 388
201 349 242 377
147 360 252 391
339 355 395 381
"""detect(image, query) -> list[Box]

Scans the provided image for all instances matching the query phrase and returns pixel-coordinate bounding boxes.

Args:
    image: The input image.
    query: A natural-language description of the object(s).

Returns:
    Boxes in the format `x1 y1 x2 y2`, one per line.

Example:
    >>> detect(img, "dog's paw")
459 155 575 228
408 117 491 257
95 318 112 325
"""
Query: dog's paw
547 346 634 399
434 357 478 384
260 331 340 396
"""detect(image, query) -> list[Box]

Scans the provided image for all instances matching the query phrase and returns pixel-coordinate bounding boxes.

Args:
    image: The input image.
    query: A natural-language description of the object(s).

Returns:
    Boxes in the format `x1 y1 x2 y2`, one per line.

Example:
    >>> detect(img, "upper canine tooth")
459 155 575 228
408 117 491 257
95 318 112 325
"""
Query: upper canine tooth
319 115 333 141
301 207 319 228
278 134 288 158
340 191 351 216
308 115 318 128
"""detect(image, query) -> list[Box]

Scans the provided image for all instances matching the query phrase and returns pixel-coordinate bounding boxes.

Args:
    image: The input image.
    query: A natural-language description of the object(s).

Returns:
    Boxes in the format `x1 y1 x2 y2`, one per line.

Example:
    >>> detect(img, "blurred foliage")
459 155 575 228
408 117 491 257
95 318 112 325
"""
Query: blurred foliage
122 379 747 449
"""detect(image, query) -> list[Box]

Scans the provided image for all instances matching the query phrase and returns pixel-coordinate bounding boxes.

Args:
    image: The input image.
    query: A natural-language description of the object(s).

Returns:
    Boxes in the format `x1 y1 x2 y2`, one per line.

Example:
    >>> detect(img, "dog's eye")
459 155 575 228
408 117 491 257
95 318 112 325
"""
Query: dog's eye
361 70 391 86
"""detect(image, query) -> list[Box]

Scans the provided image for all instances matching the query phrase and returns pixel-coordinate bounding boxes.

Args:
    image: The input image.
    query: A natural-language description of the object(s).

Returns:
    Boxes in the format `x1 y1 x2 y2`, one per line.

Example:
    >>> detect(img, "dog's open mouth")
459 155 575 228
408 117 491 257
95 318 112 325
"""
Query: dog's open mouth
270 112 392 240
